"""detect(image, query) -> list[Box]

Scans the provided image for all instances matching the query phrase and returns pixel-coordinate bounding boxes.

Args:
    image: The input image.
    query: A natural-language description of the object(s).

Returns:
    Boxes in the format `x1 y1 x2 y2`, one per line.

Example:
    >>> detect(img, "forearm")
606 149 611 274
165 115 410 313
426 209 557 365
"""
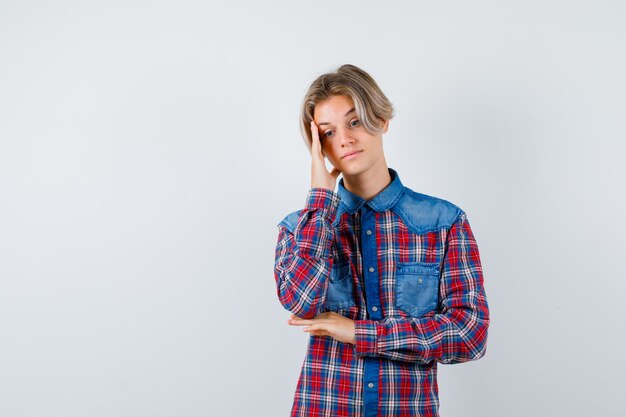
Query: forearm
274 188 341 319
353 301 489 364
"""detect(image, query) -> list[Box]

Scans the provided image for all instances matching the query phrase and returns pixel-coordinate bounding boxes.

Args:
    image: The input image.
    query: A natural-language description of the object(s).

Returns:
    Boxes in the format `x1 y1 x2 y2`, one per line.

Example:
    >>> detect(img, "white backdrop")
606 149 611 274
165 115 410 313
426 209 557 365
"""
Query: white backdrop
1 1 625 416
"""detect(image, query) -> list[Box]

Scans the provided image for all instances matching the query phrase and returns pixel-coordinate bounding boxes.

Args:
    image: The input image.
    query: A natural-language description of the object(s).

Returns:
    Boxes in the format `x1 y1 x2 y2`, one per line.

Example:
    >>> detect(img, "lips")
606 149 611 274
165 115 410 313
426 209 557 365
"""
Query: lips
342 150 362 159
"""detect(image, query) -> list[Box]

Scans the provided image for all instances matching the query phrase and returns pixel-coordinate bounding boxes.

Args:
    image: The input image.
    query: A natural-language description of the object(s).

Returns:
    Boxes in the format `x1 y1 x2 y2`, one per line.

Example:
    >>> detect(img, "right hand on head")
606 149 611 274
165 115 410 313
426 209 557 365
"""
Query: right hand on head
310 120 341 191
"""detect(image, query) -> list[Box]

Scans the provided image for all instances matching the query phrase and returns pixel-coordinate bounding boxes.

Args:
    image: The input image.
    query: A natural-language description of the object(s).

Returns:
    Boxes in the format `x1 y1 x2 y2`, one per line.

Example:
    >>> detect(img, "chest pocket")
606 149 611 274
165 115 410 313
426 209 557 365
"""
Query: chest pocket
325 263 355 311
395 261 440 317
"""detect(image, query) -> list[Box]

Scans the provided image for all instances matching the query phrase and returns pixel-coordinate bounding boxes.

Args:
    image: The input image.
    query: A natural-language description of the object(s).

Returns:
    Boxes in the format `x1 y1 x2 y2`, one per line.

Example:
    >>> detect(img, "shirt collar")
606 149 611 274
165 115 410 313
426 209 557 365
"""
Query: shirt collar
337 167 404 214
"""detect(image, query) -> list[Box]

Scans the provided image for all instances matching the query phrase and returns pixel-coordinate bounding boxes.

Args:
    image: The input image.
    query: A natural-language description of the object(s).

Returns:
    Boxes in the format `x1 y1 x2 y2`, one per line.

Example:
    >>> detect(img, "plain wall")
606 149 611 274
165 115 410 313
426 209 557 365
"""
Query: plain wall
1 1 625 416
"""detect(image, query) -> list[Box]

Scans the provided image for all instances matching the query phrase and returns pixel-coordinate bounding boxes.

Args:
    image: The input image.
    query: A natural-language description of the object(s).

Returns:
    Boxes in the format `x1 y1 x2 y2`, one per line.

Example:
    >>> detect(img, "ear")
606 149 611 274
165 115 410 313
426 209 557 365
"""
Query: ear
382 119 389 133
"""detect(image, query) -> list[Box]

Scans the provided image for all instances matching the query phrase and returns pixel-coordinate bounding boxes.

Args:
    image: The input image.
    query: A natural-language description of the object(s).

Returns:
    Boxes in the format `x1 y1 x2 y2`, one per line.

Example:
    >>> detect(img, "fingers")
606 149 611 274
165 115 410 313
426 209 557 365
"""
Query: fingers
303 323 325 333
289 312 331 319
305 327 330 336
288 314 332 326
310 120 323 160
288 318 314 325
288 318 328 326
287 312 352 342
302 325 330 336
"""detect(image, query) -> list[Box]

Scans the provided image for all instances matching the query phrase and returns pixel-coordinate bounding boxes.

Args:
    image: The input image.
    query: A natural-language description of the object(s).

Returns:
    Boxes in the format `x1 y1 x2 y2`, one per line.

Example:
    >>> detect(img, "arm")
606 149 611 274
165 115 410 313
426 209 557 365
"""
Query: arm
274 188 341 319
353 211 490 364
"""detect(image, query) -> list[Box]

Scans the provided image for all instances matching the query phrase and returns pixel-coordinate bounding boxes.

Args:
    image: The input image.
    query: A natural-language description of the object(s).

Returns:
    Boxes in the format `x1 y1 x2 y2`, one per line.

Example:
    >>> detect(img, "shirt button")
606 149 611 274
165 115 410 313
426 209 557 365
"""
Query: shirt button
368 267 374 273
372 306 378 312
418 278 423 284
368 383 374 388
366 230 372 235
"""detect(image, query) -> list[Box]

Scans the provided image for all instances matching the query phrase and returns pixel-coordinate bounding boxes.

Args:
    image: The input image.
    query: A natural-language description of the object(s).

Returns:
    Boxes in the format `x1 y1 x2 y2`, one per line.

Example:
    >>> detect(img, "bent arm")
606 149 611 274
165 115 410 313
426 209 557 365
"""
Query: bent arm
274 188 341 319
353 212 490 364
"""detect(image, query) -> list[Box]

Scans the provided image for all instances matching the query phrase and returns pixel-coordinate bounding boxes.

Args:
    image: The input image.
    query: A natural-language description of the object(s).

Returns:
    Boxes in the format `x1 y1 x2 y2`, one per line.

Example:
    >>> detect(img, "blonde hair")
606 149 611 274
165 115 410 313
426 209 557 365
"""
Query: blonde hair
300 64 395 151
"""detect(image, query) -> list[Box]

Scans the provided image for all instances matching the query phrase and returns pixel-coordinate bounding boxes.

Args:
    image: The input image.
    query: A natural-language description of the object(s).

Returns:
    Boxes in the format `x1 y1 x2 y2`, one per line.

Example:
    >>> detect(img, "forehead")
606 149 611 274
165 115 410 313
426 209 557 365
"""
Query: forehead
313 95 355 123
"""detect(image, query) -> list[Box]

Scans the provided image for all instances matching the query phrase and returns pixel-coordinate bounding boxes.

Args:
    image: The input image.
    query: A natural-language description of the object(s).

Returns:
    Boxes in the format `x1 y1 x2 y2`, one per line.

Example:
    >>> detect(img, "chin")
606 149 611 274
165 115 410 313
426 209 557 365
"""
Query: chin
339 164 365 177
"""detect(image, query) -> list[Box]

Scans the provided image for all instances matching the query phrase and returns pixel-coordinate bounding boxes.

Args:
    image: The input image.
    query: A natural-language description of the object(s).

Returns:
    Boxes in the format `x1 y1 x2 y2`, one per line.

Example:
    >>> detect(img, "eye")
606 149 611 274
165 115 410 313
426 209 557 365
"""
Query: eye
324 130 334 138
350 119 360 127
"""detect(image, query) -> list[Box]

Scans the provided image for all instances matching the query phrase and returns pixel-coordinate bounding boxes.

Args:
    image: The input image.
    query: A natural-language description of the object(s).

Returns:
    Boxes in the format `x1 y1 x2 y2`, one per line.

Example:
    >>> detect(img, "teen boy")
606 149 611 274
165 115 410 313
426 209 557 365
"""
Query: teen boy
274 64 490 417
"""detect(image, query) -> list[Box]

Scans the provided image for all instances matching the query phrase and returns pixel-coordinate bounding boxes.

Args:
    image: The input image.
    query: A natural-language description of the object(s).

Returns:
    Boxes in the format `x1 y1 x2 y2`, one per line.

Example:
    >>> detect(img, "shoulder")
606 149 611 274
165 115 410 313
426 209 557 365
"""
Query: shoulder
277 209 302 234
278 203 348 232
392 186 464 234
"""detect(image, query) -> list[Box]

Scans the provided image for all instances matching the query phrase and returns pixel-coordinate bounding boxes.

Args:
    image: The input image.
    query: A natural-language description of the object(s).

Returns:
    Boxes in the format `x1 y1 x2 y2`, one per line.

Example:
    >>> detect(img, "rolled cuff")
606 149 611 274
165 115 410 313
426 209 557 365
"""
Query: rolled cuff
304 188 341 224
353 320 379 357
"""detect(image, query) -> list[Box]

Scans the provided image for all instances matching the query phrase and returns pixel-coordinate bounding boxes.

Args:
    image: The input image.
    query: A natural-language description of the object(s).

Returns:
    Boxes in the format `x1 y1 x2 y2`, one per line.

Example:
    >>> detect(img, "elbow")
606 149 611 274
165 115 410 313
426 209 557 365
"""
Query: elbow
275 273 323 319
278 292 322 319
467 318 490 361
287 306 321 320
443 318 490 364
471 333 488 361
465 302 490 361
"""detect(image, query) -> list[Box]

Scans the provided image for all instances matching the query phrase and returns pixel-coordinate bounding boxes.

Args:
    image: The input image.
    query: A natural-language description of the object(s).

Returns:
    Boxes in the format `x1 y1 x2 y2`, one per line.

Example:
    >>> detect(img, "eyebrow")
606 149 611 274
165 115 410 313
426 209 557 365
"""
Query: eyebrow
317 107 356 126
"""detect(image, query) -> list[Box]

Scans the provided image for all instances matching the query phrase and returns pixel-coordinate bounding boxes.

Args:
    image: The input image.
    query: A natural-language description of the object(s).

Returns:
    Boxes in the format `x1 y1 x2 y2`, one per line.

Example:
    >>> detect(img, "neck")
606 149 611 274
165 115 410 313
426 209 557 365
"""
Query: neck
342 158 392 201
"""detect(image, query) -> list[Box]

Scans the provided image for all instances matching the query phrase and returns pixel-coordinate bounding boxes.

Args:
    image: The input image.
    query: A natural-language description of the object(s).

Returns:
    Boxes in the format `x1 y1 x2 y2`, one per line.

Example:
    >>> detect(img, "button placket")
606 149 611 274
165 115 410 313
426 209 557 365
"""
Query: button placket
364 222 380 315
359 205 380 417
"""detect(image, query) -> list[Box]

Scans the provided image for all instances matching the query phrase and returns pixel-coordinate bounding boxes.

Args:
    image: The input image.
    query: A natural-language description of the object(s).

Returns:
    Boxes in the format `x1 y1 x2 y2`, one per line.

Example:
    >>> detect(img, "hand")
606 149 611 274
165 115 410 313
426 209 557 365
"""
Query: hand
310 120 341 191
287 312 356 345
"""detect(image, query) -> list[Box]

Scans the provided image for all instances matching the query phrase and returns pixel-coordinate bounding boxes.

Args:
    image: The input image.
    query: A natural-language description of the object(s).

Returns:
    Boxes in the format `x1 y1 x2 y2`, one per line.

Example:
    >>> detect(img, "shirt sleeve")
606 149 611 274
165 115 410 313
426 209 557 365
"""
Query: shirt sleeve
274 188 341 319
352 211 490 364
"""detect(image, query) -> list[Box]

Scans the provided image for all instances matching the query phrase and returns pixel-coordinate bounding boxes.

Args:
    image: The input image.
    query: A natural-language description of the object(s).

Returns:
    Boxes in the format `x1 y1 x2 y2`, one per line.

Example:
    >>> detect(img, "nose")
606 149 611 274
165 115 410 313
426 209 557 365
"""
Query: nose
336 126 355 146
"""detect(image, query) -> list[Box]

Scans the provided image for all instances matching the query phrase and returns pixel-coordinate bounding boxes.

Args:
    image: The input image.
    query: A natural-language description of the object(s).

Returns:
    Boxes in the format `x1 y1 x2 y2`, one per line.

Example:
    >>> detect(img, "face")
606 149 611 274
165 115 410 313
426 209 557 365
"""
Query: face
313 94 389 178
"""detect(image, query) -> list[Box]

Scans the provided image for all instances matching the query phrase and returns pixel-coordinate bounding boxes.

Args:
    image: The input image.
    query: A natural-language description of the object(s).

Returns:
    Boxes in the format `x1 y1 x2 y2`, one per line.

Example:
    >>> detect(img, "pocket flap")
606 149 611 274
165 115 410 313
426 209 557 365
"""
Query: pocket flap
395 261 440 317
330 262 351 282
396 261 439 275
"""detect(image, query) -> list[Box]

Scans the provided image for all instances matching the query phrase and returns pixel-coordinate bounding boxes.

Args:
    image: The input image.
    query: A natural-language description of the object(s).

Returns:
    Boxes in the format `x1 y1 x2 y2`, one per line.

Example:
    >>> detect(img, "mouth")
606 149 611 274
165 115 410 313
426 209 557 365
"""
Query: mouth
342 150 362 159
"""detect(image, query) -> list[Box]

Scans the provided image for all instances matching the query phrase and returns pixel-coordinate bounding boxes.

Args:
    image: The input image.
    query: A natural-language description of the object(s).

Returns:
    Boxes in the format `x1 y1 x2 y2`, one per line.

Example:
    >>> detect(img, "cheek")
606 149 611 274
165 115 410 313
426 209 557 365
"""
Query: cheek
322 144 339 161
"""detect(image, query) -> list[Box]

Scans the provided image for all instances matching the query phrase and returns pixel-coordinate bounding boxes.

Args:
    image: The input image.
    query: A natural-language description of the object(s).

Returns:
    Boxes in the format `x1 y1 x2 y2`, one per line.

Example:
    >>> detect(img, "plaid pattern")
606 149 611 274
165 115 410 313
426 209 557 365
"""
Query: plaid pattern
274 168 489 417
